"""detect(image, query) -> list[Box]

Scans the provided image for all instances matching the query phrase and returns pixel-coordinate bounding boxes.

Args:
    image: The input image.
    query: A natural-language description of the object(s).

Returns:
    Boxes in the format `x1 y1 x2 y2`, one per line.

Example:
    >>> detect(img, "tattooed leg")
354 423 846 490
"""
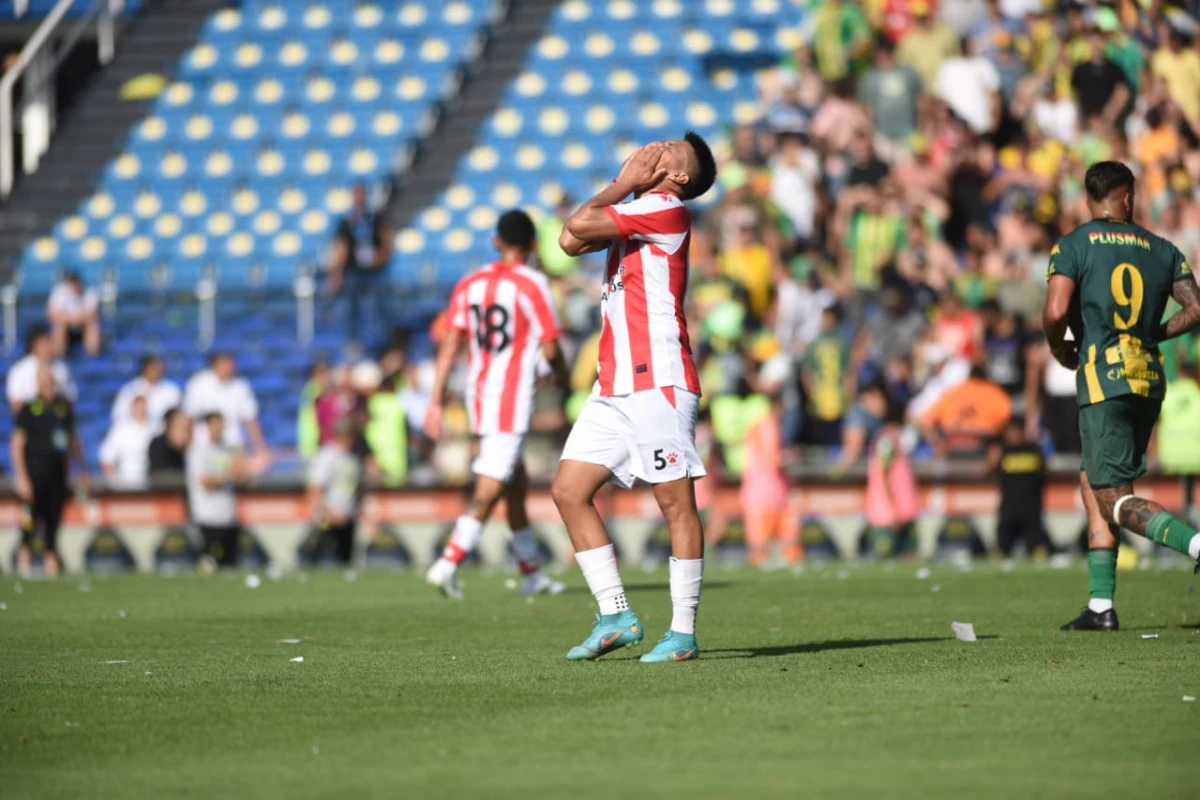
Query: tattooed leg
1093 484 1200 560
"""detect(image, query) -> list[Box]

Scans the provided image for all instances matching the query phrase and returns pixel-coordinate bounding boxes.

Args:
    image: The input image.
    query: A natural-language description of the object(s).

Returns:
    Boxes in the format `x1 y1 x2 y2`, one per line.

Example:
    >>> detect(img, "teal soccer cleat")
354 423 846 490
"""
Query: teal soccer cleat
565 610 643 661
639 631 699 663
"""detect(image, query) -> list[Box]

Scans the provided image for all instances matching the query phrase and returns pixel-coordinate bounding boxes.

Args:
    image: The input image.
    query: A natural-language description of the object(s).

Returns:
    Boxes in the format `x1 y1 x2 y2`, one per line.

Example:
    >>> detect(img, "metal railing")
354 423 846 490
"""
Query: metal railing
0 0 125 199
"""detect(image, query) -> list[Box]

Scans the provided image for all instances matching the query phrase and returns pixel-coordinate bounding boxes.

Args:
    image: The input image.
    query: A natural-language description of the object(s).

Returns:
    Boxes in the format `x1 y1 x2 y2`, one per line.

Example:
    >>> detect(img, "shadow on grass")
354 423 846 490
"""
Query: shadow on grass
706 635 998 659
623 580 732 593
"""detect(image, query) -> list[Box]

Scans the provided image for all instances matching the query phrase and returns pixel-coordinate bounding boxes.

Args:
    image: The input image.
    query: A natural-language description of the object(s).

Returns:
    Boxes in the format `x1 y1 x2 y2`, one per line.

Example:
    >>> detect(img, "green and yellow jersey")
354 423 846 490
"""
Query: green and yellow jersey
1048 218 1192 407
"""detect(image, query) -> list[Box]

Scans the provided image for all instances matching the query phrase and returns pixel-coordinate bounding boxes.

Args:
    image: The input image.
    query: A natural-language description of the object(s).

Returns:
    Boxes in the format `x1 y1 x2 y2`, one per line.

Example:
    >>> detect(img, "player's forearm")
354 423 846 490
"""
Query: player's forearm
1158 307 1200 342
429 331 461 405
1041 308 1069 350
10 433 27 484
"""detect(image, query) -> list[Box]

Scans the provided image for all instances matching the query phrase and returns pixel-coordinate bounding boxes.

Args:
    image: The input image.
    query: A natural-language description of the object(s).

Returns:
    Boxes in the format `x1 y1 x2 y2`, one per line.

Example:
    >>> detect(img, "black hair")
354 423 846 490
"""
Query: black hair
161 406 182 425
140 354 162 373
1084 160 1135 202
203 411 223 424
495 209 536 249
681 130 717 200
25 323 51 351
208 350 233 367
822 303 843 323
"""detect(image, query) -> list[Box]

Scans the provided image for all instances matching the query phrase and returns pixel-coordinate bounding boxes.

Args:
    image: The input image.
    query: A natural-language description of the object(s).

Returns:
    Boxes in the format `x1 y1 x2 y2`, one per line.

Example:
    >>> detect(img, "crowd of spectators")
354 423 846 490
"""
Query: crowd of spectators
17 0 1200 499
523 0 1200 485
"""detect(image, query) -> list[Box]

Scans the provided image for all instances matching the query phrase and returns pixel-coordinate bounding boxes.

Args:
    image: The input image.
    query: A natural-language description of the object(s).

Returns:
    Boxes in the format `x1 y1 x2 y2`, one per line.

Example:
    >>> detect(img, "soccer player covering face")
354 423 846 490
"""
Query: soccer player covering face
1043 161 1200 631
424 210 572 599
555 132 717 662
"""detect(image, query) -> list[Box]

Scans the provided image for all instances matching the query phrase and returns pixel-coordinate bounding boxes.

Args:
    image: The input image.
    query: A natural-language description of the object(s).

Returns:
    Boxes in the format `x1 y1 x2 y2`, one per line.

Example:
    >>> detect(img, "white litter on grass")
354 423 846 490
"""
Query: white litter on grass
343 569 358 582
78 581 92 593
266 563 285 581
14 582 23 593
0 602 7 610
311 745 320 756
102 660 129 665
1141 634 1159 639
65 721 80 727
915 567 931 580
525 596 535 604
244 574 262 589
1183 695 1196 702
290 656 304 663
119 610 129 618
951 621 978 642
296 572 309 584
504 578 518 590
999 560 1015 573
278 638 303 644
144 670 152 675
931 584 941 593
836 569 850 580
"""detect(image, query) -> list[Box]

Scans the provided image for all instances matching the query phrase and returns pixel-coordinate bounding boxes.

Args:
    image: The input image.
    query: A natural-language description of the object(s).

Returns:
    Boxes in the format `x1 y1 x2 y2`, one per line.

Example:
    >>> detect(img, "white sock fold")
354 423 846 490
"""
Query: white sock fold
1088 598 1114 613
669 556 703 635
576 544 628 615
445 515 484 563
1189 534 1200 560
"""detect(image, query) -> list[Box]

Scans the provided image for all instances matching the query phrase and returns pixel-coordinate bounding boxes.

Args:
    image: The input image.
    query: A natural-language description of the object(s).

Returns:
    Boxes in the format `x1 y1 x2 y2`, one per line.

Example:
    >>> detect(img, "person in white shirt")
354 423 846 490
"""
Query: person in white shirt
6 327 77 413
46 271 101 356
111 355 181 430
183 352 267 458
99 394 154 488
935 39 1001 136
306 419 365 566
187 413 248 569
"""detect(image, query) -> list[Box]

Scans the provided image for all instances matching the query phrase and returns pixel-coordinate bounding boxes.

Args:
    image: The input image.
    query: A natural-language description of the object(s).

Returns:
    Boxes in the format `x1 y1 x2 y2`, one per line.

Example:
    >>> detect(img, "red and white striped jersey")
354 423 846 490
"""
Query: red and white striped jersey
448 261 561 435
598 192 700 397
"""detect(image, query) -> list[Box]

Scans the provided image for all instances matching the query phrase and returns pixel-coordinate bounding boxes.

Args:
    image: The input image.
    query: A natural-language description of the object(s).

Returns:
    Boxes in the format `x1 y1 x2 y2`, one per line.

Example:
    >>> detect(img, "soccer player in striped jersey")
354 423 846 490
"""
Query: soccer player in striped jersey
554 132 717 663
423 210 570 599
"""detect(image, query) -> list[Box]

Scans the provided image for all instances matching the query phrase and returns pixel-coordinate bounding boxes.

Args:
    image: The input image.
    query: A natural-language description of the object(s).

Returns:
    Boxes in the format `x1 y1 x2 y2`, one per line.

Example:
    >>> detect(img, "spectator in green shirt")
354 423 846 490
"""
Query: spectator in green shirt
536 196 579 279
809 0 872 82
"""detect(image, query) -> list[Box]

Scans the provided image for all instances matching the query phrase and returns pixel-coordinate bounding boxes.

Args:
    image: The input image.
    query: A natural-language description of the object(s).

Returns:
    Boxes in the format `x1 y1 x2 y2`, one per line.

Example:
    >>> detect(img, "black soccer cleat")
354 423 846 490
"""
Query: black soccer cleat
1060 607 1119 631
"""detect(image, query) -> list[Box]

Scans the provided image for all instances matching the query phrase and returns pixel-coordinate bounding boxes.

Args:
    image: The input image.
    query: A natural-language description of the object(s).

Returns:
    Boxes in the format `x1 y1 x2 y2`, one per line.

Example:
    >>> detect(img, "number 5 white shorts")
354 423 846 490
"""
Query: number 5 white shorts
560 387 706 489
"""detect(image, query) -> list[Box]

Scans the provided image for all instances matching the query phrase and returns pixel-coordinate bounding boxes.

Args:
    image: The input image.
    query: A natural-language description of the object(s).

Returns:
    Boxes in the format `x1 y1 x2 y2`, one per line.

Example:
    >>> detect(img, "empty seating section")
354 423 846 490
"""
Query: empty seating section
19 0 497 292
398 0 804 288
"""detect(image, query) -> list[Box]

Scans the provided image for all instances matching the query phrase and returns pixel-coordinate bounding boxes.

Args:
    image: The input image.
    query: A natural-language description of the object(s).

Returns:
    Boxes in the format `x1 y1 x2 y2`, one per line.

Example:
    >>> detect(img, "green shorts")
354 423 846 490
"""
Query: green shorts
1078 395 1162 489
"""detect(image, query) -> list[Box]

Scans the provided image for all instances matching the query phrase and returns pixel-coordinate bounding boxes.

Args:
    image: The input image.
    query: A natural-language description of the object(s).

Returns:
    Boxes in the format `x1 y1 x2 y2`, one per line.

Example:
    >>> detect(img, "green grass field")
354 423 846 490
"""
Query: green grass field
2 562 1197 799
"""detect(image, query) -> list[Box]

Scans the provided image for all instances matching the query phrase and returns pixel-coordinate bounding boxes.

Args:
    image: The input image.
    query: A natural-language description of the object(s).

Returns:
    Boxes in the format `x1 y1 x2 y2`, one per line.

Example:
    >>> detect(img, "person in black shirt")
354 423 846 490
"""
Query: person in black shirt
980 301 1030 403
987 416 1052 559
148 407 191 483
1070 31 1130 126
10 368 88 578
328 183 394 348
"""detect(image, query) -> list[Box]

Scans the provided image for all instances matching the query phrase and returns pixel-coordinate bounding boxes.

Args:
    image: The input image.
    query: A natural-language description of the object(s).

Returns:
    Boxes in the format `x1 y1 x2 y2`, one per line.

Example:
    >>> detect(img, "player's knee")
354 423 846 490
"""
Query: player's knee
550 474 584 513
654 483 696 525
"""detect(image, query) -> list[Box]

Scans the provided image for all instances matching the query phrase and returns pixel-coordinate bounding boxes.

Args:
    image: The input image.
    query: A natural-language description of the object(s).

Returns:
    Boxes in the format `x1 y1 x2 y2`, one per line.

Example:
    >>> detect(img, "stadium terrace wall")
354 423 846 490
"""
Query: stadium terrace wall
1 476 1195 575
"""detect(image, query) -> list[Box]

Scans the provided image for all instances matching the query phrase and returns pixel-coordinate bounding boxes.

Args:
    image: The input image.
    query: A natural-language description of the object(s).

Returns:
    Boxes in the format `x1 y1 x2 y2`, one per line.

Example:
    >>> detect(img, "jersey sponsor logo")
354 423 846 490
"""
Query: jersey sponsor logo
600 265 626 301
1183 261 1192 276
1087 231 1151 250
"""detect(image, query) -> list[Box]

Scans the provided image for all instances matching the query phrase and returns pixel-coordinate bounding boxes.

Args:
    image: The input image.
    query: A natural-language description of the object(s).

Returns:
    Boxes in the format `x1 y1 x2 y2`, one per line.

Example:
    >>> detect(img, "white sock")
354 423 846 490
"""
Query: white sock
576 544 628 615
1189 534 1200 560
669 556 703 635
509 526 541 574
1088 598 1114 613
444 515 484 564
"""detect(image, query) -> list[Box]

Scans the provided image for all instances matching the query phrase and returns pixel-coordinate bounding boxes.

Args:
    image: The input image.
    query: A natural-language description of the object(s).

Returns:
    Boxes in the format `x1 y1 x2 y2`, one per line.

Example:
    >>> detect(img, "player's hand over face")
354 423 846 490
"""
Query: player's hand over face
616 143 668 194
1051 342 1079 370
422 405 443 442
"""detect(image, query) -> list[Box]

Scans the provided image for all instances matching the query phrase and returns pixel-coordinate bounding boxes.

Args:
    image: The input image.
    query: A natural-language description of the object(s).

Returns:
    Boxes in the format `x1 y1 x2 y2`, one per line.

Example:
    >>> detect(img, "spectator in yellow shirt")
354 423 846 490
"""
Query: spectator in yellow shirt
895 3 960 90
1152 29 1200 122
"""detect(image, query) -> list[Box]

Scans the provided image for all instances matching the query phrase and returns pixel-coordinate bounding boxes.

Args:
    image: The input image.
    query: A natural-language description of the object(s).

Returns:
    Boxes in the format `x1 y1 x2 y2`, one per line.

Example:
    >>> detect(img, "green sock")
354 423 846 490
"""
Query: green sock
1087 548 1117 601
1144 511 1199 555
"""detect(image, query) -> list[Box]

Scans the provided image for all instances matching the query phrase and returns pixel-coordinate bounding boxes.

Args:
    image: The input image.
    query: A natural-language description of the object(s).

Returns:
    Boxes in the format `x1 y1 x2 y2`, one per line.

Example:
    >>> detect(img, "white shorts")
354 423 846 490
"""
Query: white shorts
471 432 526 483
560 388 706 490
